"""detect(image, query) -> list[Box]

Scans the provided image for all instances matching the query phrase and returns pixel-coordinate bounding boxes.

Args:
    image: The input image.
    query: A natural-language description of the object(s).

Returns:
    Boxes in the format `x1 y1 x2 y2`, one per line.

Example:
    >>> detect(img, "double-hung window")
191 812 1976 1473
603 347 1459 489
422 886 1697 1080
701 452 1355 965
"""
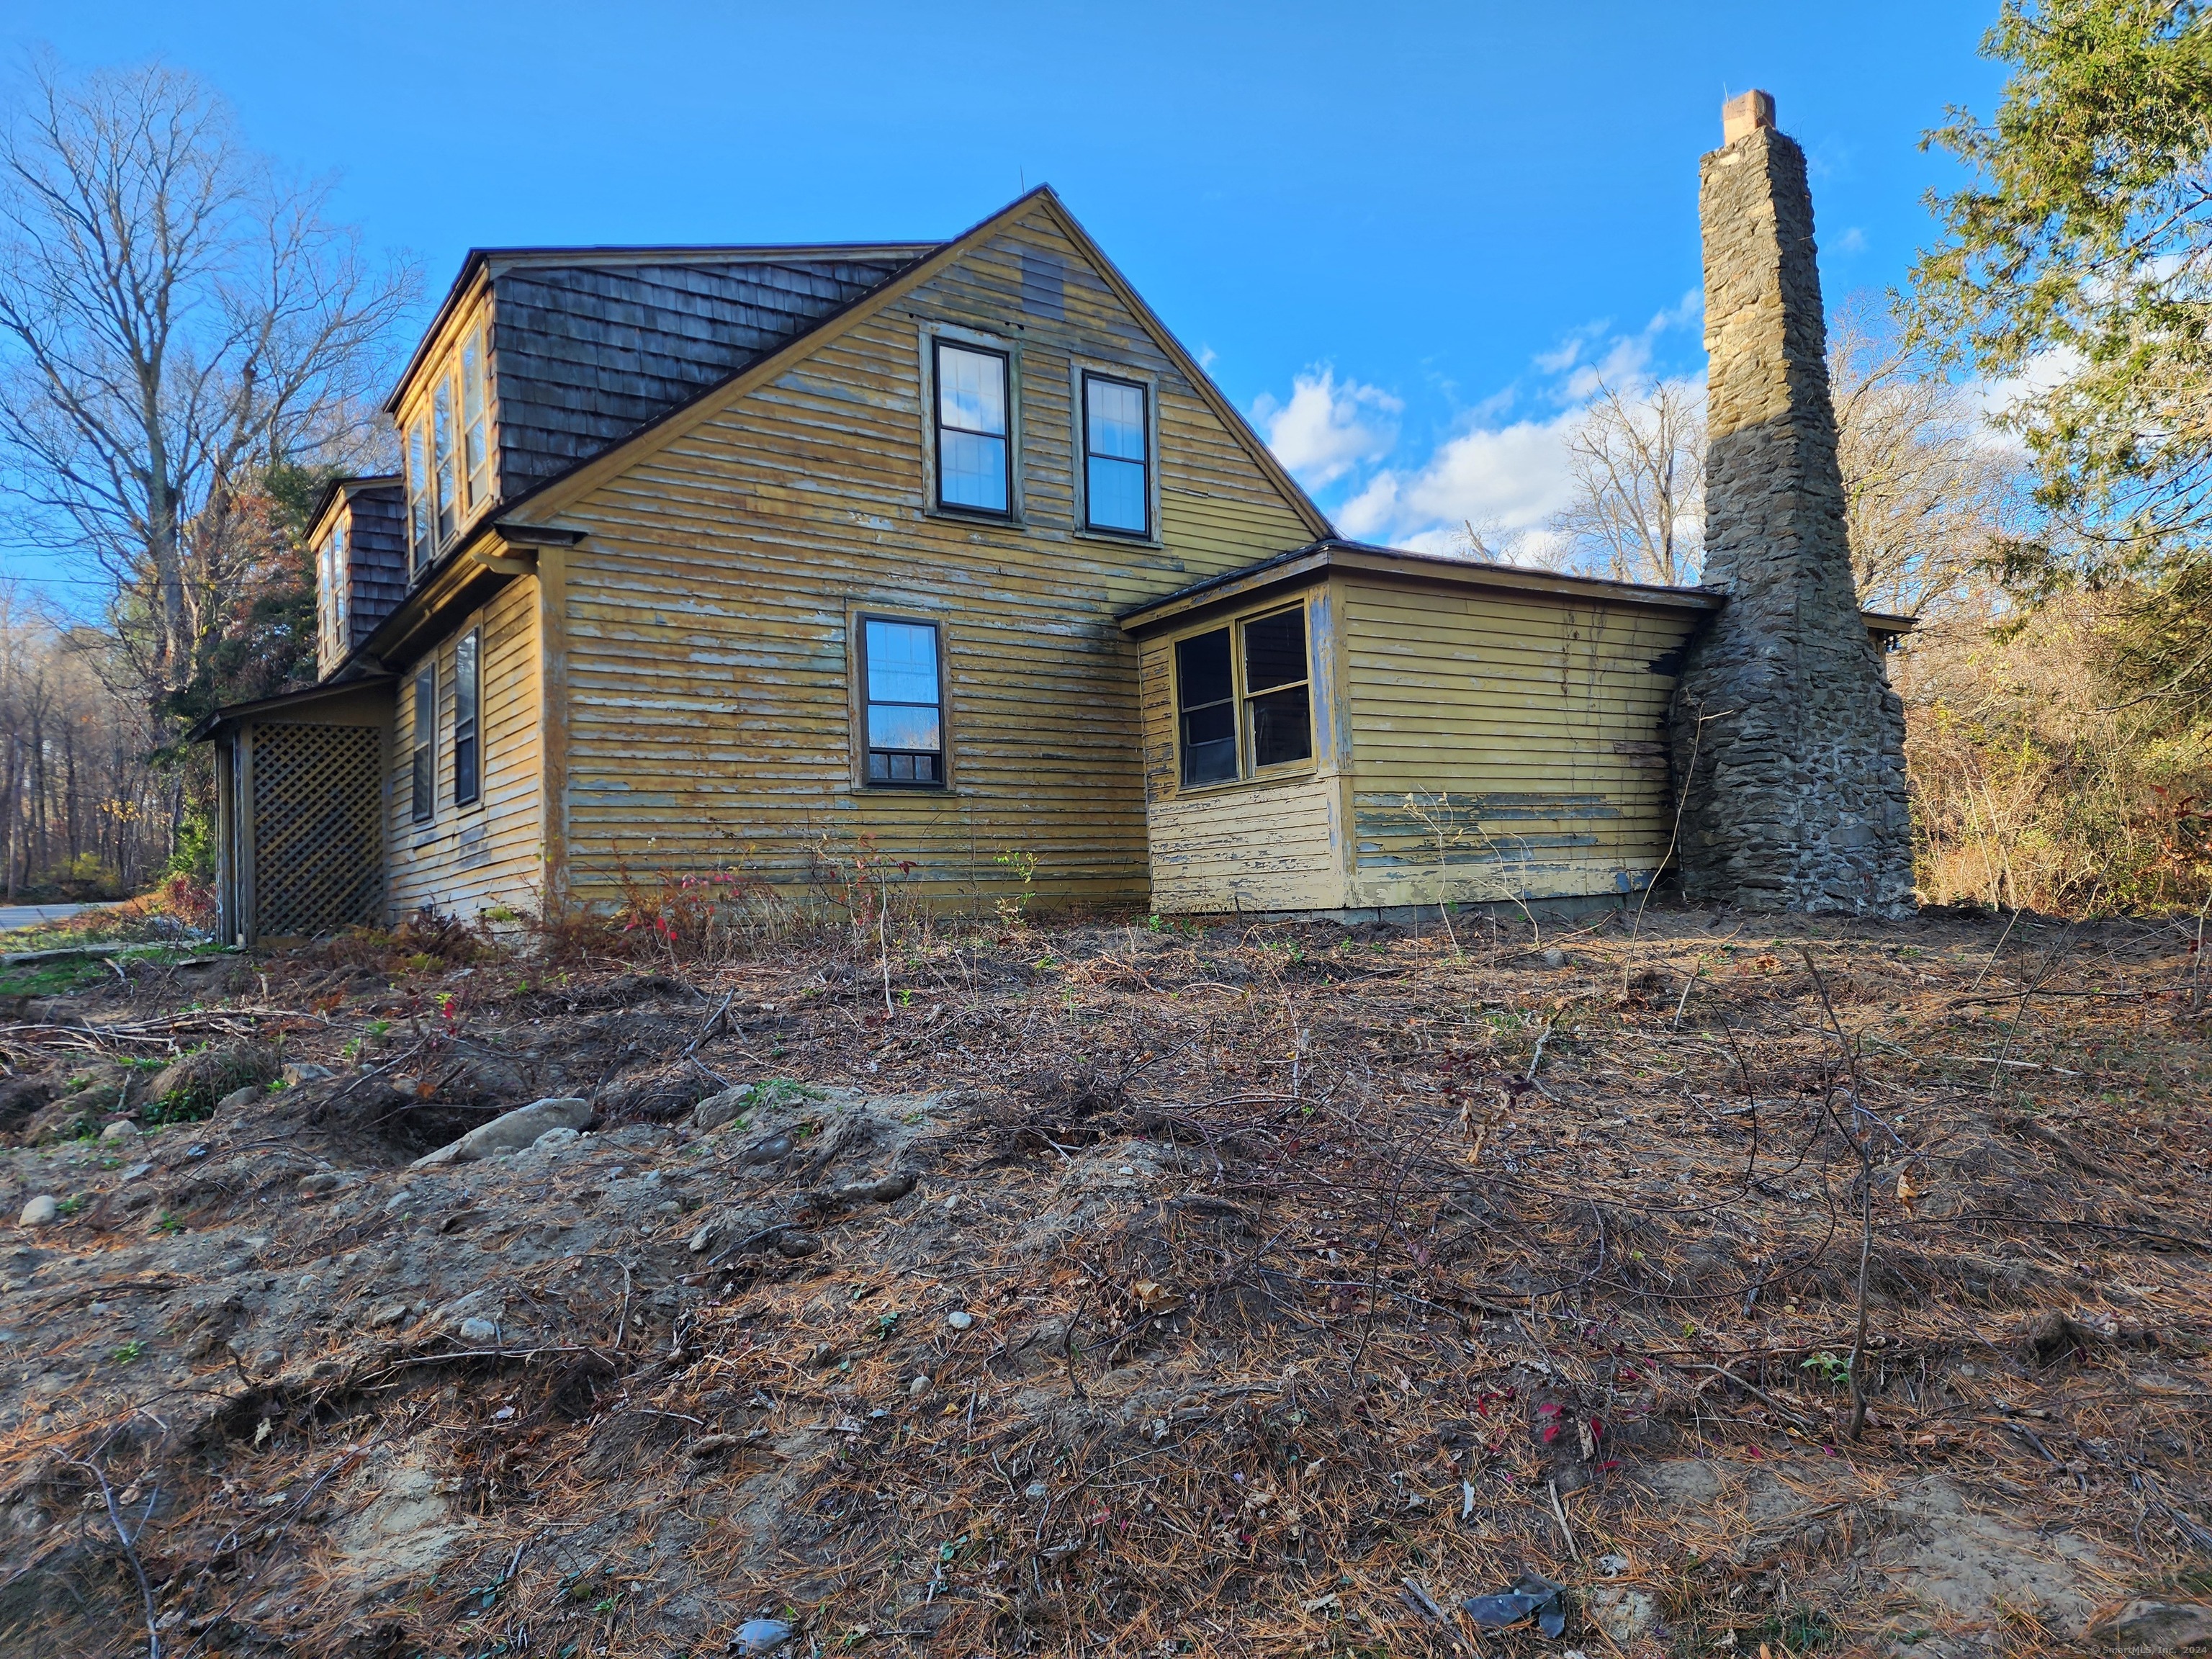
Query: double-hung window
861 617 944 786
319 521 349 659
410 665 436 824
407 421 432 575
453 630 482 807
1083 374 1150 534
461 326 490 509
934 342 1010 514
1174 604 1314 788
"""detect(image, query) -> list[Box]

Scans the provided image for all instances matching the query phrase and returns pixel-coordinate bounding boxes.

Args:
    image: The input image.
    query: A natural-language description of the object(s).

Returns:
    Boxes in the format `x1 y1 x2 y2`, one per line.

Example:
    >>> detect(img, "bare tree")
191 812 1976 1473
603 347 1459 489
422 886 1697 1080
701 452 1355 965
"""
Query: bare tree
1829 298 2020 617
1547 377 1705 586
0 57 414 707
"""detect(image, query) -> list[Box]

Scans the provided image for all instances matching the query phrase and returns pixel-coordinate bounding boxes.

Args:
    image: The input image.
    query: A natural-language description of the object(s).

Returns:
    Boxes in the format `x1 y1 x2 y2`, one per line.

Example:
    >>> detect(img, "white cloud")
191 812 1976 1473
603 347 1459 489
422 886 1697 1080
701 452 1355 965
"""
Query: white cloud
1835 227 1868 256
1254 295 1709 565
1250 369 1401 490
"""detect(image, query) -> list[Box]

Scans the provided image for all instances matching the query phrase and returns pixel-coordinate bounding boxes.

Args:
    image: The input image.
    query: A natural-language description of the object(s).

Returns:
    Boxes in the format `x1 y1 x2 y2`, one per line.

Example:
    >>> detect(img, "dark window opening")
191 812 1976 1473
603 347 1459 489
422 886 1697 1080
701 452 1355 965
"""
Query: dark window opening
410 665 435 823
1242 606 1313 770
454 629 481 807
1084 374 1150 534
1175 628 1238 788
863 618 943 786
934 341 1010 515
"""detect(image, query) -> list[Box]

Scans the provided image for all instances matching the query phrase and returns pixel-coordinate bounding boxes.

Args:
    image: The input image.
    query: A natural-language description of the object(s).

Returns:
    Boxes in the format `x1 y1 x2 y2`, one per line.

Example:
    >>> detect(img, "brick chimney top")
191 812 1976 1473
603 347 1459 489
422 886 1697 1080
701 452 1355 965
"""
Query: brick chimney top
1722 89 1776 144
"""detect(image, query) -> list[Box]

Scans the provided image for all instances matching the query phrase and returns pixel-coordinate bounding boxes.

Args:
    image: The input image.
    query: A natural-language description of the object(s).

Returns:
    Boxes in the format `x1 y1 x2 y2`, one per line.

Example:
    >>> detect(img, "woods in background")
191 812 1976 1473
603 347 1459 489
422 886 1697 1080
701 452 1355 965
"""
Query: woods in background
0 55 414 892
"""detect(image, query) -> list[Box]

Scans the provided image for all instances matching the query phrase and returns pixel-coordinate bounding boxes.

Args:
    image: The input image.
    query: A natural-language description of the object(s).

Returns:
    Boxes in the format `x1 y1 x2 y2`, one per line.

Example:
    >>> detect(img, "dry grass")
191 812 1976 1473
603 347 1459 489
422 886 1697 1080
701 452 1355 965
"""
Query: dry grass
1 902 2206 1658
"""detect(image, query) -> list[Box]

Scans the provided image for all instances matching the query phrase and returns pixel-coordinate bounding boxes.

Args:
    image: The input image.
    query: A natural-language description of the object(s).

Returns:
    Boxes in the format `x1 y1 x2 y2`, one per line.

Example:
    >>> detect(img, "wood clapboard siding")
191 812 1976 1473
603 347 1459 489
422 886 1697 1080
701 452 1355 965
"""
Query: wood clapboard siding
1338 577 1699 905
1146 777 1341 912
387 580 544 918
549 206 1315 910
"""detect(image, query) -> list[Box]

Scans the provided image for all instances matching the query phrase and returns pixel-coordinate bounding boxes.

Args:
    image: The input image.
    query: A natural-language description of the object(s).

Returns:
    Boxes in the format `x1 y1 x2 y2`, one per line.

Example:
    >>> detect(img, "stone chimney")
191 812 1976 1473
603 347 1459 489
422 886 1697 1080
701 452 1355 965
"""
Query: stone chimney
1667 92 1913 915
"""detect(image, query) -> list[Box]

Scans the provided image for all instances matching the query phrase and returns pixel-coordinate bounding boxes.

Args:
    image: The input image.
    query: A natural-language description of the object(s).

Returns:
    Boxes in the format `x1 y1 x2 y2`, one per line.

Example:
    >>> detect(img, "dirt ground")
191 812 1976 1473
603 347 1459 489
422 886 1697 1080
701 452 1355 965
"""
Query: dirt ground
0 900 2207 1658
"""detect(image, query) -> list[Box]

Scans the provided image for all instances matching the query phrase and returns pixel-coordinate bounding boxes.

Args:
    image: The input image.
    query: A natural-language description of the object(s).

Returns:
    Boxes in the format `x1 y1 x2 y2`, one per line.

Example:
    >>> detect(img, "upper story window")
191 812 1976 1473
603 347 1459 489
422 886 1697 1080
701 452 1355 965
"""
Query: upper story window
318 519 349 660
1083 374 1150 535
404 320 494 578
860 616 944 786
1174 603 1315 788
934 341 1010 515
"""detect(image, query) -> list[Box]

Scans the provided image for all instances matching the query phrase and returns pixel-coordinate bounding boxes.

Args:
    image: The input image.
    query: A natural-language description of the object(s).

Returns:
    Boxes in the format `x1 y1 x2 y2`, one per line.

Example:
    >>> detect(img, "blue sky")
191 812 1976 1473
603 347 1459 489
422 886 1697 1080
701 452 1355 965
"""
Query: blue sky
4 1 2008 580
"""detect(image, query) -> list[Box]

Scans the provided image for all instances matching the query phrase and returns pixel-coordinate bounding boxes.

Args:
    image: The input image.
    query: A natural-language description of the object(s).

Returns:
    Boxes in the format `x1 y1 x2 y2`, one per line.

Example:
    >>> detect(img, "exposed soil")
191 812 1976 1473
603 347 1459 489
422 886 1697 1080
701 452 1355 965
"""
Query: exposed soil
1 902 2207 1658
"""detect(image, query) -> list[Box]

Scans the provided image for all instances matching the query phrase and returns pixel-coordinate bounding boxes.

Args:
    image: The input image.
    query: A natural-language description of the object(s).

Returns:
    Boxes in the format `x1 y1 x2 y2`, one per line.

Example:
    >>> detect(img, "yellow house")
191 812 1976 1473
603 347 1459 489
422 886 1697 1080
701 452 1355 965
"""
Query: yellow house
193 185 1899 943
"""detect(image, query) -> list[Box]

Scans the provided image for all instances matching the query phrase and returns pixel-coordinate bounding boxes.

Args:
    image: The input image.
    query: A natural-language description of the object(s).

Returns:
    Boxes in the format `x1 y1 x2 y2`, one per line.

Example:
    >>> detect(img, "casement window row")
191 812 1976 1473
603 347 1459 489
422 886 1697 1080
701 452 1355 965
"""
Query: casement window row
930 340 1154 538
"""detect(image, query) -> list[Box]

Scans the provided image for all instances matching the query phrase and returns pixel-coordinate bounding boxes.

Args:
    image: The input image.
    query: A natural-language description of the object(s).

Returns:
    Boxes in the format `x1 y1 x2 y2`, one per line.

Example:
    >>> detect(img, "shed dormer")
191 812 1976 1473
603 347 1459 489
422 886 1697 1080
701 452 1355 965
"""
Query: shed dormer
383 243 933 584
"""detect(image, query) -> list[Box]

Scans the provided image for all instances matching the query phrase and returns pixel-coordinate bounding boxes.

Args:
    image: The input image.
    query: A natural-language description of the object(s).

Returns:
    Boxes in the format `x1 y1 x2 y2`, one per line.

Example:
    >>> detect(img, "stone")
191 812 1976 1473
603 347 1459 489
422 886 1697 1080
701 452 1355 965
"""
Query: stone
99 1120 139 1142
529 1126 580 1154
2086 1601 2212 1654
17 1195 58 1228
1668 94 1912 918
282 1062 333 1088
216 1085 264 1113
410 1097 591 1167
945 1310 974 1330
909 1375 930 1395
457 1317 499 1344
692 1086 752 1131
297 1172 349 1195
1590 1586 1659 1645
367 1302 410 1328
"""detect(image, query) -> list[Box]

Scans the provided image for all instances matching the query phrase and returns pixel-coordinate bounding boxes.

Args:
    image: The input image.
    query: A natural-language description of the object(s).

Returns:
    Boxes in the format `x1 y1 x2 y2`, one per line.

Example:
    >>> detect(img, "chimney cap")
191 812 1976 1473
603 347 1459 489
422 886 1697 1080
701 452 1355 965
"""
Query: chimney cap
1722 89 1776 143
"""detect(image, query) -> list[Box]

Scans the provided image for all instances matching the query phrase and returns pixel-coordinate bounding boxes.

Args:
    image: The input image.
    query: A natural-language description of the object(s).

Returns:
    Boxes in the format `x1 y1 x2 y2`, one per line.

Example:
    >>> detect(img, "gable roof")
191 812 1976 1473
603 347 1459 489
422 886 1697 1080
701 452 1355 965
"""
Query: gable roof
490 186 1334 543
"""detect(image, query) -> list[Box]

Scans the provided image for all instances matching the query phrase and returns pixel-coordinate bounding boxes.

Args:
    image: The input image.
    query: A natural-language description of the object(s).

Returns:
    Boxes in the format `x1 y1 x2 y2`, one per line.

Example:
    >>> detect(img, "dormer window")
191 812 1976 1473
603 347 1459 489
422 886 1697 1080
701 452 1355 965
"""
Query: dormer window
403 318 495 579
318 518 349 662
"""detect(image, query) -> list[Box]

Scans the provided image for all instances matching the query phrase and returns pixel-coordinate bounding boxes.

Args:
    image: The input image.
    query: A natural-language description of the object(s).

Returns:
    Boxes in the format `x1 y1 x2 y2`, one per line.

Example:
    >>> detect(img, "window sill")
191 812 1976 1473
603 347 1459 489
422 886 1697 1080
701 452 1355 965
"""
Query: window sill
1171 763 1321 801
1072 523 1161 550
922 502 1022 532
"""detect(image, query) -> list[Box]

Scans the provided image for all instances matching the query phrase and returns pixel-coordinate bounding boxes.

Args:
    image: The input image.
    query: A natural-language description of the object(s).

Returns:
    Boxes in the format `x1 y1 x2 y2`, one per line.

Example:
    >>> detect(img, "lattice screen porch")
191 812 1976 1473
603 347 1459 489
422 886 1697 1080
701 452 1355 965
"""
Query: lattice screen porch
249 722 385 940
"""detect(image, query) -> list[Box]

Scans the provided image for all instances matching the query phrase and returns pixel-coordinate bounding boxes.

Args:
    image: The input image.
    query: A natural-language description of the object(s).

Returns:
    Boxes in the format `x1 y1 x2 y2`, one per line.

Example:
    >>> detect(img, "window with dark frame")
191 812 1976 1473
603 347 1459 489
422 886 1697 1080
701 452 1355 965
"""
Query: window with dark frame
861 617 944 786
1175 629 1238 787
933 341 1010 514
1083 374 1150 534
320 521 349 659
1173 604 1314 788
1241 607 1313 769
454 629 482 807
410 665 436 824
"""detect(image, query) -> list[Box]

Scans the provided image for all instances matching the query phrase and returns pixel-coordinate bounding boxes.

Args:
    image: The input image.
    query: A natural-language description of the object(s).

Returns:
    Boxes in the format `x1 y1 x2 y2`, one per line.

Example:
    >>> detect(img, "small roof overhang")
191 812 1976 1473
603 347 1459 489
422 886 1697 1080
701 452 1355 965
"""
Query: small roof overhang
186 672 397 745
1117 539 1725 637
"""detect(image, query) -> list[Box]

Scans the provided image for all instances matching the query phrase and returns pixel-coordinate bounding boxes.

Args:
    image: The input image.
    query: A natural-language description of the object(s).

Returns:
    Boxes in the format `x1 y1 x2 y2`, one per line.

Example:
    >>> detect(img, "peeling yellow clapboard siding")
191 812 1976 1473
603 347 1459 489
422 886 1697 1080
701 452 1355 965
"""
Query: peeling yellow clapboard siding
1146 774 1341 912
388 578 544 918
541 206 1315 912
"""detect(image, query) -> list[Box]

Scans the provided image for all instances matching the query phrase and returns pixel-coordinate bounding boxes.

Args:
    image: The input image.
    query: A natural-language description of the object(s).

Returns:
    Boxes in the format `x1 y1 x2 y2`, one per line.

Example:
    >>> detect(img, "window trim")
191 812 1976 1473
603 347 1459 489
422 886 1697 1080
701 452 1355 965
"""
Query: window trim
399 302 497 583
1075 365 1159 541
1166 597 1318 795
410 663 436 825
852 609 950 791
919 325 1022 525
452 627 482 810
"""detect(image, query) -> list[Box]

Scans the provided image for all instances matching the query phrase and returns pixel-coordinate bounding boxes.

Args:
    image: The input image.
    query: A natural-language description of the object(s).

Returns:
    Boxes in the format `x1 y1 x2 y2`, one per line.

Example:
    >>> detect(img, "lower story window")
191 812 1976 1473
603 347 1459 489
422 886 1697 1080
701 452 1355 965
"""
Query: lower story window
1174 603 1314 787
410 665 435 823
453 629 482 806
862 616 943 785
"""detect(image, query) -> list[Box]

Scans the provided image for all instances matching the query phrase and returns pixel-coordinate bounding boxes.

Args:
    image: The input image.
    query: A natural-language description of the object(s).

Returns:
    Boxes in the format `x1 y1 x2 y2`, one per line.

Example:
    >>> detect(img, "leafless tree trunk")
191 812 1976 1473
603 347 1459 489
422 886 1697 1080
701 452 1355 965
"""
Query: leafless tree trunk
1547 377 1706 585
0 55 414 710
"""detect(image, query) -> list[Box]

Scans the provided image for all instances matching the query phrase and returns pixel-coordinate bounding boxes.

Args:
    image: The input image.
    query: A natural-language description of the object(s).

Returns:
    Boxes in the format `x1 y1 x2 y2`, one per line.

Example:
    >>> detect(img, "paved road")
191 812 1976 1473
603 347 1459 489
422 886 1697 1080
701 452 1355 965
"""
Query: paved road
0 902 100 931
